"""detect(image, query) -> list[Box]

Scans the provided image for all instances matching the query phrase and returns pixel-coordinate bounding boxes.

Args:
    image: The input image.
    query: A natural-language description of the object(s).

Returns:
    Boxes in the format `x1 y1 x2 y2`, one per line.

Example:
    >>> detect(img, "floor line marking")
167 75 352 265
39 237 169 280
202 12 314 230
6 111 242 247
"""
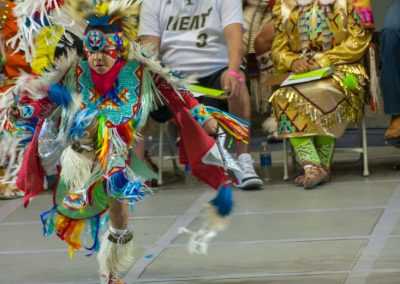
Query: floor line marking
344 185 400 284
0 235 375 256
0 248 67 255
169 235 371 247
0 206 386 226
39 268 400 284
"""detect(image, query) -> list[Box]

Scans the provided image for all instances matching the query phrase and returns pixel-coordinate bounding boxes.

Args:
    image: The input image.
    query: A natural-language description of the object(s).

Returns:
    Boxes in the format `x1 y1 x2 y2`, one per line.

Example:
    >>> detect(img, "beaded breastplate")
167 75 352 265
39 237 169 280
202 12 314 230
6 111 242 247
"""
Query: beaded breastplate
77 61 142 127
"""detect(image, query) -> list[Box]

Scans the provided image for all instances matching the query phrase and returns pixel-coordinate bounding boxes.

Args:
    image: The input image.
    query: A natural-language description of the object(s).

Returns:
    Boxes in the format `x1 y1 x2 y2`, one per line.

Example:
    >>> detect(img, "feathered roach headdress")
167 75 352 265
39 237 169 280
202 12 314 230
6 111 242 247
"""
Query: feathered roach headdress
67 0 140 47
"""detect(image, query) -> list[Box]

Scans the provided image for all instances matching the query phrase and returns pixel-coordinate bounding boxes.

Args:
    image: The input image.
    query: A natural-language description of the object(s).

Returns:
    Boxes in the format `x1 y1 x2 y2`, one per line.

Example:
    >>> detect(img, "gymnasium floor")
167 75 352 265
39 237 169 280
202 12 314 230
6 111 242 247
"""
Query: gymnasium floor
1 141 400 284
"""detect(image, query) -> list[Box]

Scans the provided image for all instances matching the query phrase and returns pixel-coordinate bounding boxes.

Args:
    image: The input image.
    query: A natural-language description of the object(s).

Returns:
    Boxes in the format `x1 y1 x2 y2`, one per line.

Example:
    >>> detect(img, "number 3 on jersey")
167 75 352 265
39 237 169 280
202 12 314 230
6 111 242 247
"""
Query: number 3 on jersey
196 33 208 48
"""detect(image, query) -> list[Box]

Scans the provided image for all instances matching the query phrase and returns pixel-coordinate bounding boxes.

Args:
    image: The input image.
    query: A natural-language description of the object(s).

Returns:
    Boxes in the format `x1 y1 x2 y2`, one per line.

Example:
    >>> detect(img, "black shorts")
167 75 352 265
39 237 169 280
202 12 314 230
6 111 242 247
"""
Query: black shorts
149 105 173 123
149 68 249 122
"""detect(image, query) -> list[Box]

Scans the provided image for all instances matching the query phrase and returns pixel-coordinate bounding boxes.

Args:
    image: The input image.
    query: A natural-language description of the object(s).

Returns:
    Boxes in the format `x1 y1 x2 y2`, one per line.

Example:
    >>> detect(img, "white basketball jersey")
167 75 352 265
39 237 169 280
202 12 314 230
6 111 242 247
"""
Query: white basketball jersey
139 0 244 78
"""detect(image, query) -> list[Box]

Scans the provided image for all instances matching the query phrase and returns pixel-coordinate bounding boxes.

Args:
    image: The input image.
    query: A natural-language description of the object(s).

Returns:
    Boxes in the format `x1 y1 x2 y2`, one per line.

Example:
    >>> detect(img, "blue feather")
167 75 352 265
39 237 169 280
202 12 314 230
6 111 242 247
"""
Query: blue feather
70 109 97 139
39 205 57 236
48 84 72 108
106 170 150 203
209 183 234 217
85 215 101 256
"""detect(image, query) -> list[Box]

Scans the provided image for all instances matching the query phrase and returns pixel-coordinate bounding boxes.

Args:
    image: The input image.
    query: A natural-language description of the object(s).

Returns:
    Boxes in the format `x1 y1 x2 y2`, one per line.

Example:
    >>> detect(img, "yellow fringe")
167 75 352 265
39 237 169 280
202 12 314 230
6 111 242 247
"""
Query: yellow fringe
97 128 110 169
269 63 368 129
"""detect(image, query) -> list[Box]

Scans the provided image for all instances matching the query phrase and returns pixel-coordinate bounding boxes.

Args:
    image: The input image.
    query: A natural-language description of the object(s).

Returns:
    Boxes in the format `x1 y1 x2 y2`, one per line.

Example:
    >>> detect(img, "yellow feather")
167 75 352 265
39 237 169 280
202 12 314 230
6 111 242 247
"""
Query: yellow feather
96 2 109 15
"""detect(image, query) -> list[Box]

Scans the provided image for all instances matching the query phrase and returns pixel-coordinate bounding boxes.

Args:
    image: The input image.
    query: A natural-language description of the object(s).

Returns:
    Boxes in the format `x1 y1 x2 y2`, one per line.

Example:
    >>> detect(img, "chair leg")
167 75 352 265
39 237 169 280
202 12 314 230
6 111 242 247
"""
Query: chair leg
163 122 182 176
361 114 370 177
283 138 289 181
157 123 164 186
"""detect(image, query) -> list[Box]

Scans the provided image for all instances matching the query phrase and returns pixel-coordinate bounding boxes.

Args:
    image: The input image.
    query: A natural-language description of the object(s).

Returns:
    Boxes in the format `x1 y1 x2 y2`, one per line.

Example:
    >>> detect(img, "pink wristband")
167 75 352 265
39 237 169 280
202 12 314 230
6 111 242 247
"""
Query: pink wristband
226 70 245 83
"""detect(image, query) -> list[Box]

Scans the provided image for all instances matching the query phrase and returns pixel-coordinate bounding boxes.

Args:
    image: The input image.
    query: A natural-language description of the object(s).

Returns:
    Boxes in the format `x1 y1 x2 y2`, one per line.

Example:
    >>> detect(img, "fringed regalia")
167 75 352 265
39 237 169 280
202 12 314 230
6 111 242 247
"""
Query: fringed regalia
13 2 250 272
243 0 275 114
0 0 36 199
270 0 371 138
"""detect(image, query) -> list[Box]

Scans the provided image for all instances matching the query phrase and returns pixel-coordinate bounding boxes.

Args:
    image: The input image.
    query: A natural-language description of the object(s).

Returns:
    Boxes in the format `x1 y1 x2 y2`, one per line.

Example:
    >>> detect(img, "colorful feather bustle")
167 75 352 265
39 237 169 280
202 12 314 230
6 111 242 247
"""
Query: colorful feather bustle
14 50 79 102
40 207 103 257
0 89 32 186
130 42 197 91
9 0 79 62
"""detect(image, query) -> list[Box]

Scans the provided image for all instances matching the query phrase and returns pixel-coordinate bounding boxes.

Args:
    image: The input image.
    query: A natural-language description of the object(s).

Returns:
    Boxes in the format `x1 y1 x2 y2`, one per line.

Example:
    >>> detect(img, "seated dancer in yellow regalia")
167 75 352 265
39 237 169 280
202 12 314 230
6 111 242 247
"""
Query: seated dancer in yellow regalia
270 0 371 189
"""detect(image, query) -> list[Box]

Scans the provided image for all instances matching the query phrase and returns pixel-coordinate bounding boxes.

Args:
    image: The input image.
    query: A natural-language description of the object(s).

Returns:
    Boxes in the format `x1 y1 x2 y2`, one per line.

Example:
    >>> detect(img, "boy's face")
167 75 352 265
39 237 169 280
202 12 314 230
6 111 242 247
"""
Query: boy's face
85 47 118 74
84 29 121 74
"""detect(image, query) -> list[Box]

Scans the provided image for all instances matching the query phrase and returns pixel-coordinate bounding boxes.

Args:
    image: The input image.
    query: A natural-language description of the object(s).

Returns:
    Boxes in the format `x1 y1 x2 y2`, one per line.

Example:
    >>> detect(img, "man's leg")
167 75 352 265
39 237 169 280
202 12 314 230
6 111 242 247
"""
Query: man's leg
197 69 262 189
226 77 251 155
381 0 400 143
223 70 263 189
98 199 134 284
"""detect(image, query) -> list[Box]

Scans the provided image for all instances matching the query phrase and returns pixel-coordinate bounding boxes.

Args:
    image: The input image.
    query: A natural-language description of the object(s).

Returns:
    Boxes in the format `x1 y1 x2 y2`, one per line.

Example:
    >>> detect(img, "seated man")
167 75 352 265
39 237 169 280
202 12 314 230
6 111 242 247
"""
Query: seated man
381 0 400 146
139 0 263 190
270 0 371 189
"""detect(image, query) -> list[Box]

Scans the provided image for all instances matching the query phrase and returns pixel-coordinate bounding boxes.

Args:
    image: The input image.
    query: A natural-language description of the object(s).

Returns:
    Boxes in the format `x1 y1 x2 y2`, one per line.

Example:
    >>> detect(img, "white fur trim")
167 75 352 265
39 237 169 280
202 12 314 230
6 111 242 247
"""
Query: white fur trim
60 145 95 191
0 135 24 184
52 4 86 38
14 50 78 101
8 0 78 61
97 230 135 281
262 117 278 133
129 42 197 88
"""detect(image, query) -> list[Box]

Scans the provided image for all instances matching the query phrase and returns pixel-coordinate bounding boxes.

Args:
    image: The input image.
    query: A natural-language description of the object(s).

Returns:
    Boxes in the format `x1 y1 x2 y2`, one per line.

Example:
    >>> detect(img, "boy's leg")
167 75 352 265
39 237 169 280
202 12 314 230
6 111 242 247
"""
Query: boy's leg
98 199 134 284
